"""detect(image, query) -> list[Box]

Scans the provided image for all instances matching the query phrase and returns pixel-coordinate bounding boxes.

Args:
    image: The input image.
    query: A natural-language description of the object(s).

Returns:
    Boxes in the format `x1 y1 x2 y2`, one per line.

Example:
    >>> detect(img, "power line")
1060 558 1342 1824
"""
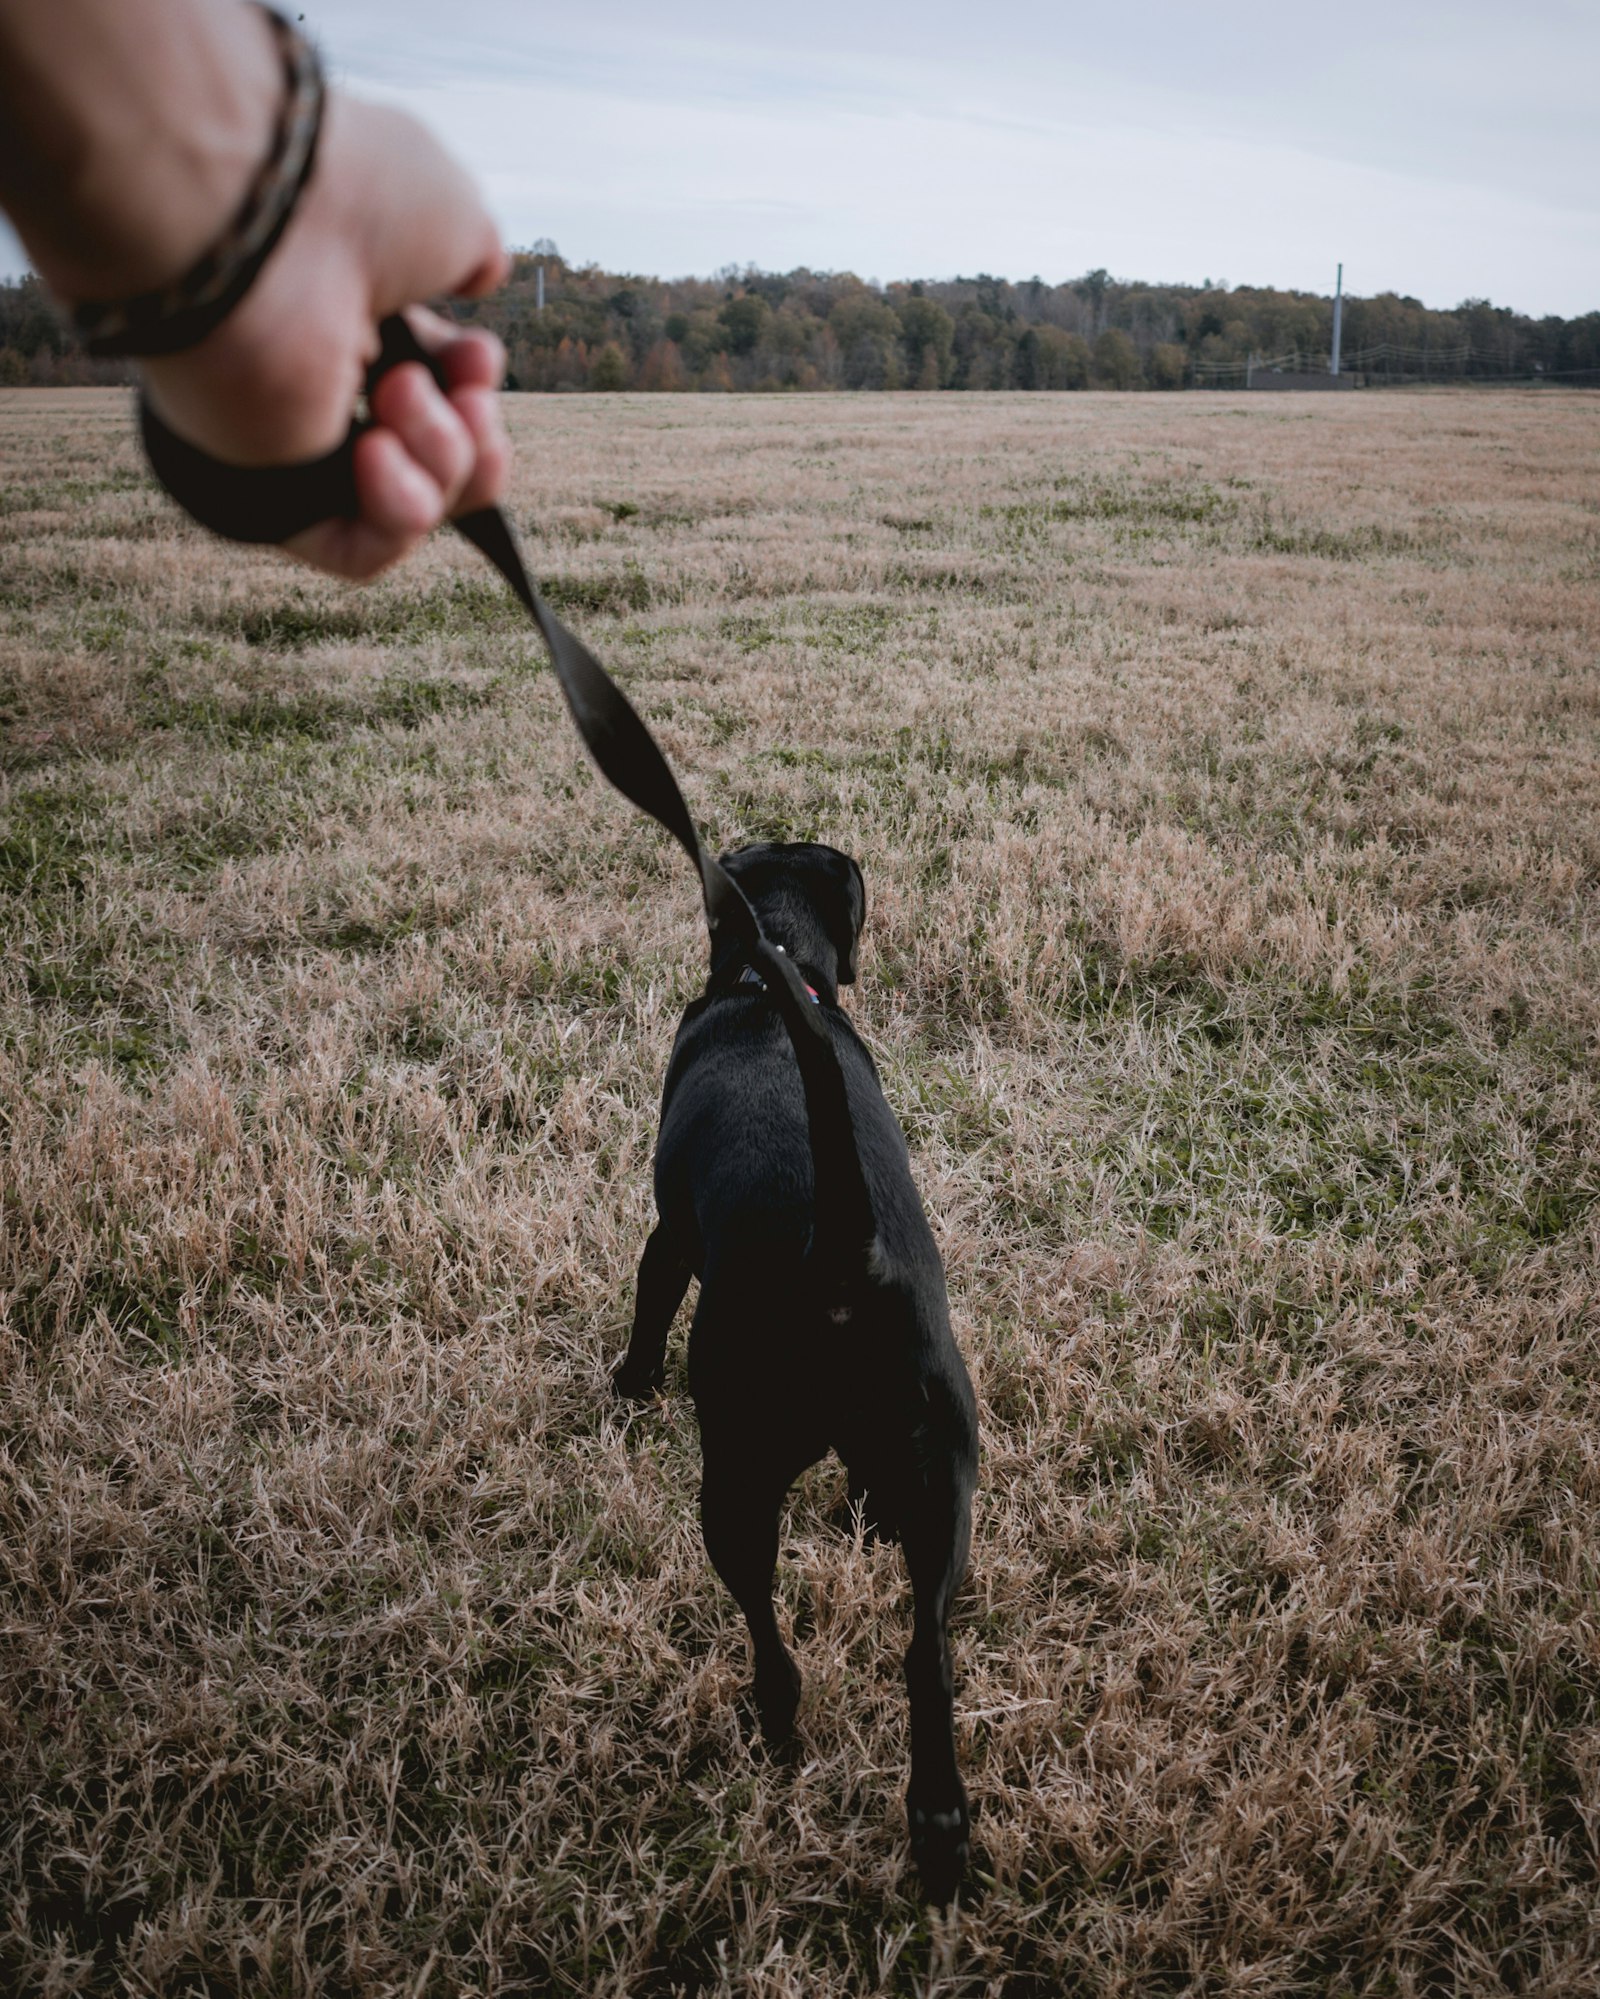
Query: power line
1185 336 1578 386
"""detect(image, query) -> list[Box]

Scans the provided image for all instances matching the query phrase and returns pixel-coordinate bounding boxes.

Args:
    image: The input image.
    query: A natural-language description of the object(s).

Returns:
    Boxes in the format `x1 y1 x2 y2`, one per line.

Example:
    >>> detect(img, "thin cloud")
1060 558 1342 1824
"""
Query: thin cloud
308 1 1596 314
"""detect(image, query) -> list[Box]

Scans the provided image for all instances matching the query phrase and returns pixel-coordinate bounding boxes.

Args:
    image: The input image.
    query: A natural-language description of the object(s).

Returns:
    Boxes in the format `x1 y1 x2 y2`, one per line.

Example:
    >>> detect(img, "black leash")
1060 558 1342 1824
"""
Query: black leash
139 315 829 1040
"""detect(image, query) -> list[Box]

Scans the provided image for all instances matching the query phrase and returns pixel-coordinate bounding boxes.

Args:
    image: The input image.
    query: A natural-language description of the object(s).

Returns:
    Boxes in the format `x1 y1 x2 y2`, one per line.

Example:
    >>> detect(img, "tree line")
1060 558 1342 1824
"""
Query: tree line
3 251 1596 391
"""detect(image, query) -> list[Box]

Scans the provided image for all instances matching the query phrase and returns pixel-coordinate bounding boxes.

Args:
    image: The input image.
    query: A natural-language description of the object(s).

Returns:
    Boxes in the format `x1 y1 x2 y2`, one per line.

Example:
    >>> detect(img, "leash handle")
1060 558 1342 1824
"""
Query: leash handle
137 318 825 1030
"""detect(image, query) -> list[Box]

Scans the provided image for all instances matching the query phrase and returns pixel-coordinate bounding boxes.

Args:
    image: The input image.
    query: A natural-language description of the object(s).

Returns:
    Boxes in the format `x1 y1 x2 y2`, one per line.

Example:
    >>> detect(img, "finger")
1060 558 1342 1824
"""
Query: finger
281 379 507 575
281 427 439 578
353 425 446 538
448 383 511 516
368 361 475 512
405 306 507 391
393 310 509 513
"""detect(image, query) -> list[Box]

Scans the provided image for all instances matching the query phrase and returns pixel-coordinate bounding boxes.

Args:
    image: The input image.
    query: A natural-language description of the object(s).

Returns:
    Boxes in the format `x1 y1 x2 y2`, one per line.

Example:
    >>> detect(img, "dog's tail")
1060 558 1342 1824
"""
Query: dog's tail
747 934 882 1300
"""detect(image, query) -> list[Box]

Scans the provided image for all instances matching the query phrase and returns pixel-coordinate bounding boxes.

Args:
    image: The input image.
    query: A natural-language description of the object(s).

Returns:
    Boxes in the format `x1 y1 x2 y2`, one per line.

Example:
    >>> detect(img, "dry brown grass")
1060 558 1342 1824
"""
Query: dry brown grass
2 383 1598 1996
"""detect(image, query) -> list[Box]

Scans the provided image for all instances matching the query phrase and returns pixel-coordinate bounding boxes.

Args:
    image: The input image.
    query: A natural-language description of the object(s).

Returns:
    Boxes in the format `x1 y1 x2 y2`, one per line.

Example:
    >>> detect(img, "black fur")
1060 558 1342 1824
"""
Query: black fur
613 840 979 1903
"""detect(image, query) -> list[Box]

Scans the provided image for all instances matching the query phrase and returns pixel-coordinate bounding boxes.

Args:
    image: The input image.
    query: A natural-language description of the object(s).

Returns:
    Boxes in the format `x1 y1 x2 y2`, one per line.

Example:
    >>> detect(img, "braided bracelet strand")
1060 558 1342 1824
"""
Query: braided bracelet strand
73 6 324 360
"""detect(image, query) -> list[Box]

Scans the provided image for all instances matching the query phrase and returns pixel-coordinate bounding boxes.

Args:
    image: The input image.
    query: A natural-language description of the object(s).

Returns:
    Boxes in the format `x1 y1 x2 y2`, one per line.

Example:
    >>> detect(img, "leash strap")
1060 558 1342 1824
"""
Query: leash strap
138 315 827 1031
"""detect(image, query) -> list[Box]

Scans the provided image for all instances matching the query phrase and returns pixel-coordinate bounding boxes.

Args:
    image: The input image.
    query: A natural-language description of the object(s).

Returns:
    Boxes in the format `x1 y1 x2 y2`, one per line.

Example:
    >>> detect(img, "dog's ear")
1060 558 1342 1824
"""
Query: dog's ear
830 852 866 985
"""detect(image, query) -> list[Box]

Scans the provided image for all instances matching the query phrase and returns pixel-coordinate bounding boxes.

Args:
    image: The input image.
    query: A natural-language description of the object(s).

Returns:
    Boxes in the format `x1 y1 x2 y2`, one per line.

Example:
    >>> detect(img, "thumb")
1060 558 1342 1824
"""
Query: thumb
347 101 508 315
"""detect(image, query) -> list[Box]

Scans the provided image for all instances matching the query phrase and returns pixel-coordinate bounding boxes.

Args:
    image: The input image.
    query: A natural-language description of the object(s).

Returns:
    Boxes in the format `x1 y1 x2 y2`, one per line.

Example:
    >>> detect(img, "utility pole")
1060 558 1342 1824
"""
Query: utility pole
1331 262 1343 377
536 263 545 314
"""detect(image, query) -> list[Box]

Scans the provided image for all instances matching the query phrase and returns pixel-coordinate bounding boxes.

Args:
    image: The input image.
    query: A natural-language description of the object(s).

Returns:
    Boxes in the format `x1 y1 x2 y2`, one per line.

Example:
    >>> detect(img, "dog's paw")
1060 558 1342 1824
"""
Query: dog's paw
611 1359 665 1403
909 1790 971 1908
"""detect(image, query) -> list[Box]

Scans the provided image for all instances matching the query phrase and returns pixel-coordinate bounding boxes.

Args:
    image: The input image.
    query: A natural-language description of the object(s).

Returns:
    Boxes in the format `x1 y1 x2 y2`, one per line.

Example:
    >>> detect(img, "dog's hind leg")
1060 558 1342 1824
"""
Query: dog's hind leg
900 1457 975 1905
700 1438 807 1745
613 1221 692 1401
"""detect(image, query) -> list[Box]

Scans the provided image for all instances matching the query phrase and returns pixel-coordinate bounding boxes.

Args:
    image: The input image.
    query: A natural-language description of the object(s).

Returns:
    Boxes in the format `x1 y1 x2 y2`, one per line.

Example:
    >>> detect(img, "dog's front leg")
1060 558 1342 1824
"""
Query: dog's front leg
613 1221 691 1400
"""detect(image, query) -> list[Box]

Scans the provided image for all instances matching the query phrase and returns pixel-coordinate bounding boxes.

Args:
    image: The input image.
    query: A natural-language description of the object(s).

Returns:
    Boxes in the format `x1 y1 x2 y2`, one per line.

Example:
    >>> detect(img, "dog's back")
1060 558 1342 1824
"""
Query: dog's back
659 988 968 1433
655 993 934 1279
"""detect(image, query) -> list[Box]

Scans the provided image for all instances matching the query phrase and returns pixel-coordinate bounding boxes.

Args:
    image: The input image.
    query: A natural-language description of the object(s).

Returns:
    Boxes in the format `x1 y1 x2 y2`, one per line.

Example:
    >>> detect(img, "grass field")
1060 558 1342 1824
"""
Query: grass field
2 384 1598 1997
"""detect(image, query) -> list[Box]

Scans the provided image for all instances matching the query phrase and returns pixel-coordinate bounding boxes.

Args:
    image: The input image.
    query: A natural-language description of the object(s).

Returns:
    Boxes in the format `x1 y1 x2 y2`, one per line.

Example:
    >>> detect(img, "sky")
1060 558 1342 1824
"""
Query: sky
5 1 1597 316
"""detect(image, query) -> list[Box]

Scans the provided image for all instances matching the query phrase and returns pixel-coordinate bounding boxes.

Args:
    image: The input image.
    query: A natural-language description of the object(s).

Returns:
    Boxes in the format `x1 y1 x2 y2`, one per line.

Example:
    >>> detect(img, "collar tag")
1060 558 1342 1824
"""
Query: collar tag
738 965 820 1003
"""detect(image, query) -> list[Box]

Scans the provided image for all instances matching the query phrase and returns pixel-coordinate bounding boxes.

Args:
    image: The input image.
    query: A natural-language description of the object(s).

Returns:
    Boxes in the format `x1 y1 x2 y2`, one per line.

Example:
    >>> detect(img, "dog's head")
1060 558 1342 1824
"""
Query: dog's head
718 841 867 991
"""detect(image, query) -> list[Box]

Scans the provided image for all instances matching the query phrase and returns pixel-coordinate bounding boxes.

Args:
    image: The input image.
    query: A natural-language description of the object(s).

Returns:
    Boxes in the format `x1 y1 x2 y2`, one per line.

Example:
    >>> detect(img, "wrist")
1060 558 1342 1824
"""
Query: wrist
1 1 282 304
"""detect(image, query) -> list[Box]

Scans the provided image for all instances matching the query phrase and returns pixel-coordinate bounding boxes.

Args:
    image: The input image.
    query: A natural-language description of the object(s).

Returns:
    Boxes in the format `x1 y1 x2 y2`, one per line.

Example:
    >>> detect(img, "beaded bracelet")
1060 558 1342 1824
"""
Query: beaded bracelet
73 6 324 359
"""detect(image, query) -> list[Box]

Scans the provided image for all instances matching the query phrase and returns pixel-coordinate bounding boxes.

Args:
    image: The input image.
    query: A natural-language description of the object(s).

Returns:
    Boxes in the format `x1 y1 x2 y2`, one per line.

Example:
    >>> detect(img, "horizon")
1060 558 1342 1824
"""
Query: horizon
4 232 1593 329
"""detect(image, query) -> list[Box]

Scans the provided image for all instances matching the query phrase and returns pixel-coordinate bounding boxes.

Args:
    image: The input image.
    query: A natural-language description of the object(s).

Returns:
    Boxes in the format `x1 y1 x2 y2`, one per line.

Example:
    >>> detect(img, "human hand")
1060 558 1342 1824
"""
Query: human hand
140 95 512 580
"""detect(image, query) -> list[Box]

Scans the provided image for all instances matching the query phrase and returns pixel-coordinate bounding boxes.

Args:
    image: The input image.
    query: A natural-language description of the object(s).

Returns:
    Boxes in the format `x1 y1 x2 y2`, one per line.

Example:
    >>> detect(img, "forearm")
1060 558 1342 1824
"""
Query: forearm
0 0 279 302
1 0 511 581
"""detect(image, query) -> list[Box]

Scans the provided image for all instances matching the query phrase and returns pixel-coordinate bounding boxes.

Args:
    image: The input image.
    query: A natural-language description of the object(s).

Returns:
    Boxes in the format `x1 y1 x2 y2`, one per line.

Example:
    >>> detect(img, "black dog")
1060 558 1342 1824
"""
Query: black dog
613 840 979 1903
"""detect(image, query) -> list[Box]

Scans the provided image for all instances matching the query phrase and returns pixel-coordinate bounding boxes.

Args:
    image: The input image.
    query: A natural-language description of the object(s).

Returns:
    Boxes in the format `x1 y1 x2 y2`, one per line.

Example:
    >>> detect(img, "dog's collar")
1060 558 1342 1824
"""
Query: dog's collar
714 943 823 1004
738 963 821 1004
